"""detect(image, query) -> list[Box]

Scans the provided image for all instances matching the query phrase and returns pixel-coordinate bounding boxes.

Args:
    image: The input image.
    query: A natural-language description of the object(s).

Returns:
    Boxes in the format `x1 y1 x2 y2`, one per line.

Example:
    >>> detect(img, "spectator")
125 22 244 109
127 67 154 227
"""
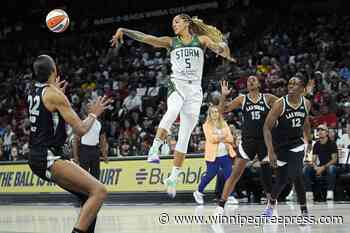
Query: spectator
256 56 271 77
303 124 338 201
139 135 152 156
328 128 337 142
117 138 135 157
2 125 15 161
109 140 119 157
337 123 350 149
11 145 18 161
312 105 337 128
193 105 236 205
122 89 142 113
339 63 350 81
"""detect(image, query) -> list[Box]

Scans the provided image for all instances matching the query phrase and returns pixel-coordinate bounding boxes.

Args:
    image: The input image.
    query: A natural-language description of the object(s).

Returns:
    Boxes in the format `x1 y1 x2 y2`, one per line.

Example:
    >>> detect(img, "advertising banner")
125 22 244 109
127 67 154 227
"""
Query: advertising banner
0 157 216 193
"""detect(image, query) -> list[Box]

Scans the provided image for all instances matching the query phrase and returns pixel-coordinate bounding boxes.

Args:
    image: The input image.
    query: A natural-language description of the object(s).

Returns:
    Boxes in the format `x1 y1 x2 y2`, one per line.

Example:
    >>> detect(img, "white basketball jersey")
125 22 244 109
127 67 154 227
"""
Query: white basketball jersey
169 35 204 81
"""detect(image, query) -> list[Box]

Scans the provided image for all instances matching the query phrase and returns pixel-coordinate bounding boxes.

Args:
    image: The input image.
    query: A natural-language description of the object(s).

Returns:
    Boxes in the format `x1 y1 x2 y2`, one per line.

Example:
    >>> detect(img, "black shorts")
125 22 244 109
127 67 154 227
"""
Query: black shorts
276 144 305 178
28 147 69 182
237 138 268 161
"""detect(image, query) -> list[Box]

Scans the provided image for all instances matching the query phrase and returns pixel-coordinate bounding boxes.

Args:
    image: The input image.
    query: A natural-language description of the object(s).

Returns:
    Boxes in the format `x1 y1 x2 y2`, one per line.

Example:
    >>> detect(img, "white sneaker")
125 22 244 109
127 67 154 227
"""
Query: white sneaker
227 196 239 205
326 190 334 200
147 146 160 163
193 191 204 205
164 177 177 198
306 192 313 201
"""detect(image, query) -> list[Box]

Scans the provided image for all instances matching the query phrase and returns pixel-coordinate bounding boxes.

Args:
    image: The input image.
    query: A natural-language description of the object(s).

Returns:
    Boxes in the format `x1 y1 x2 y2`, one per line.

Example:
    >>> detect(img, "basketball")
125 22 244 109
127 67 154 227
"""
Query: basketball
46 9 69 33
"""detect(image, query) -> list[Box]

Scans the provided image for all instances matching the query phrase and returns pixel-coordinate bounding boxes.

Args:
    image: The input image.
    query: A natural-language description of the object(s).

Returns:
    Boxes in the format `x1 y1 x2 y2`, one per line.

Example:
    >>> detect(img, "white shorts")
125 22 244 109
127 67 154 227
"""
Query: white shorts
168 78 203 116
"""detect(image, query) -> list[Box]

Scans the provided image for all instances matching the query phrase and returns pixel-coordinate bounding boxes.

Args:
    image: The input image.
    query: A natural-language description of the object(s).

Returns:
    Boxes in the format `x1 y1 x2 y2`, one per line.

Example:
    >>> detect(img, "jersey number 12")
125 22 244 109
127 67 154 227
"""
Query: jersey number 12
292 118 301 128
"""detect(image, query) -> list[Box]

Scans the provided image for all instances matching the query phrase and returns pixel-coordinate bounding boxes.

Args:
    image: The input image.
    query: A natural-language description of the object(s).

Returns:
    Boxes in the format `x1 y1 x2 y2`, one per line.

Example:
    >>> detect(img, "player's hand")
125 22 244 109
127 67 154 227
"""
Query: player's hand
54 76 68 93
268 150 278 169
220 80 232 97
88 96 113 117
110 28 124 47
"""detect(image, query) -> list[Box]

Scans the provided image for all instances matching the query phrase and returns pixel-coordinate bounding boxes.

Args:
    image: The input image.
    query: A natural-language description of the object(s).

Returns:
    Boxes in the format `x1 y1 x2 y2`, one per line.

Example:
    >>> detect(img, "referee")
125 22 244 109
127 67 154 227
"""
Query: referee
73 115 109 180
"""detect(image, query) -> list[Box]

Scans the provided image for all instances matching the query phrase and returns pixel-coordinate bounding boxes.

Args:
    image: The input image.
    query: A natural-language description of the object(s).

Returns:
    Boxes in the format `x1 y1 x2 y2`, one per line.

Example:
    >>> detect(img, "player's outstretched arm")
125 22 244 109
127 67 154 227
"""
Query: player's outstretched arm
219 80 242 113
43 86 111 136
111 28 172 48
198 35 236 62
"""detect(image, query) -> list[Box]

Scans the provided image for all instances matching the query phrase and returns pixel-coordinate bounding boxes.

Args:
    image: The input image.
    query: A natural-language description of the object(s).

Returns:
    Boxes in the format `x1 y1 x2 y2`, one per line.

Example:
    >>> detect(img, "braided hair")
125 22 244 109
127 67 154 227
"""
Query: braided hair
177 14 224 44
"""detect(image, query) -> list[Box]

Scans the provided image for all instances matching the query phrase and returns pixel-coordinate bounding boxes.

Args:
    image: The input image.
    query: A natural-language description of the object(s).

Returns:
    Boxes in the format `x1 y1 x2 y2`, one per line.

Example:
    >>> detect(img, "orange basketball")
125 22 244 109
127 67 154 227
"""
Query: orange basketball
46 9 69 33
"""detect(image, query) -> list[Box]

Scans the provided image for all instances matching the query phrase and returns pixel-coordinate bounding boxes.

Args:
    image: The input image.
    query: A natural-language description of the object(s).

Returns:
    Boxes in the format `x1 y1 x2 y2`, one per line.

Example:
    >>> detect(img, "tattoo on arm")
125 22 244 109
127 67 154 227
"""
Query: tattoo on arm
121 29 171 48
121 29 147 43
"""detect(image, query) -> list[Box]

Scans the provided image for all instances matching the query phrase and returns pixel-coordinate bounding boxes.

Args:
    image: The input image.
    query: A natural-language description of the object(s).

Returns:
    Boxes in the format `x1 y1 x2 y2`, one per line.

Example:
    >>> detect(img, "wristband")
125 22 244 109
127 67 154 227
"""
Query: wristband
89 113 97 119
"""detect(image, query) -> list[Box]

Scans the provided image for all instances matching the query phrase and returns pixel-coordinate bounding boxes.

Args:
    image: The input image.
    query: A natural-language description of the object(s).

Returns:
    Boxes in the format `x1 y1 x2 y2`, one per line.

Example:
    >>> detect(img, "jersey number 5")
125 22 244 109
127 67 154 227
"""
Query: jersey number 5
185 58 191 69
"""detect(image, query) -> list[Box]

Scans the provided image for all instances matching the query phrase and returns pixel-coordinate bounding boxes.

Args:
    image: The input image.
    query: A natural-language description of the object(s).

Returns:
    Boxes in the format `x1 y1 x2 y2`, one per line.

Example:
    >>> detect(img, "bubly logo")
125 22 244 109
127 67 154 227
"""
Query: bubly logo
135 167 205 185
135 168 148 185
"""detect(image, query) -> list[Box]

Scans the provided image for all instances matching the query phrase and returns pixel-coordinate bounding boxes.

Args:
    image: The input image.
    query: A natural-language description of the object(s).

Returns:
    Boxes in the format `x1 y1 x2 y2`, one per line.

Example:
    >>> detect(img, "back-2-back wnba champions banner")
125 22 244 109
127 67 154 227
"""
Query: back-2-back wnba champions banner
0 157 216 193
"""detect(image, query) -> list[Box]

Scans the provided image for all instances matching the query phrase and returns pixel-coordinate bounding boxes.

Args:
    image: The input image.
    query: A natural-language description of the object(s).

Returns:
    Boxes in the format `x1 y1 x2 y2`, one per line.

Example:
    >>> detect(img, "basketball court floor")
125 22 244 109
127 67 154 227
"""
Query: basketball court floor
0 202 348 233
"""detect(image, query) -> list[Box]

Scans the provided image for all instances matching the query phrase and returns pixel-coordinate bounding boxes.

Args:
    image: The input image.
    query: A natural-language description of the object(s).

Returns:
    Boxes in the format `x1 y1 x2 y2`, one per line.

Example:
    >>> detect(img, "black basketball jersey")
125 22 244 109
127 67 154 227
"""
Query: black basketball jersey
27 83 67 151
273 95 308 150
241 93 270 139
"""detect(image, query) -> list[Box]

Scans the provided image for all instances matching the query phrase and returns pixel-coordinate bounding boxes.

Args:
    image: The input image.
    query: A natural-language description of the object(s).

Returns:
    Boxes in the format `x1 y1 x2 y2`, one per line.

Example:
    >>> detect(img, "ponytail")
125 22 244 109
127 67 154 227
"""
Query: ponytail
178 14 224 44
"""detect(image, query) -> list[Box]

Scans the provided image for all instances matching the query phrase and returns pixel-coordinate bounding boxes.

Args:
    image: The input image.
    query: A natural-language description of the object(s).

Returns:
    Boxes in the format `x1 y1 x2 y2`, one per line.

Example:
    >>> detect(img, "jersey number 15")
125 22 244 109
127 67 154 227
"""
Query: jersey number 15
251 111 261 120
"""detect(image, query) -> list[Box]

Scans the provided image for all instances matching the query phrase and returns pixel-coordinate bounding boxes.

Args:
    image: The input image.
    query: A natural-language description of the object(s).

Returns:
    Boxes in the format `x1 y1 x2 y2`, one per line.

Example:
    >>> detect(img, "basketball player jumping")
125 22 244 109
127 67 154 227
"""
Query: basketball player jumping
27 55 111 233
263 73 312 217
111 14 235 198
217 76 278 210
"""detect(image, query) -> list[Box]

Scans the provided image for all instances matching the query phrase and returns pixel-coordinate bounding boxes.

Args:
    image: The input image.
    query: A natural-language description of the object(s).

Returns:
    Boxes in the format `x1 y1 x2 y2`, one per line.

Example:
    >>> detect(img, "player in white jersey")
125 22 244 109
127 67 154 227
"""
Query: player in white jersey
111 14 235 198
